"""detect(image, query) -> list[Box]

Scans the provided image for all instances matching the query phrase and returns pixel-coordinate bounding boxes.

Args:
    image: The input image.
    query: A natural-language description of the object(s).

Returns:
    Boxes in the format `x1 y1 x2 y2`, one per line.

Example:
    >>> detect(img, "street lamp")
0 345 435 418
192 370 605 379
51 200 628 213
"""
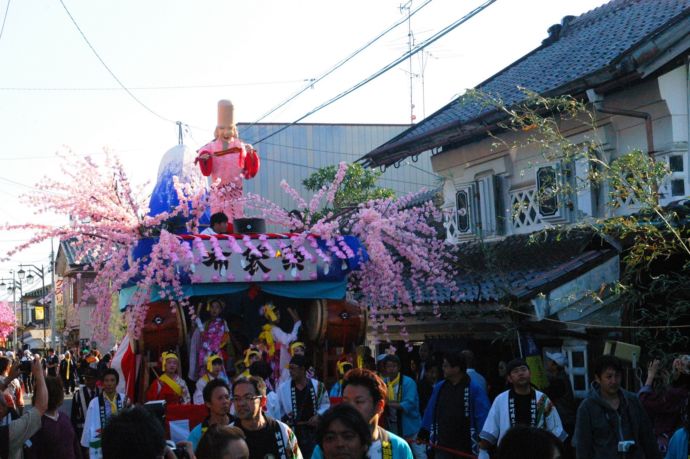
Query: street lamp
18 265 47 352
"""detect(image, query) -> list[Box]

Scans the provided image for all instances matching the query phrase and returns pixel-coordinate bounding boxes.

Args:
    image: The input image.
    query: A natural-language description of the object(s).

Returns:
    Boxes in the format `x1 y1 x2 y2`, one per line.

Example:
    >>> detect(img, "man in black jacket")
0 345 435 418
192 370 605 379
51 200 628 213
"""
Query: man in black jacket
573 355 659 459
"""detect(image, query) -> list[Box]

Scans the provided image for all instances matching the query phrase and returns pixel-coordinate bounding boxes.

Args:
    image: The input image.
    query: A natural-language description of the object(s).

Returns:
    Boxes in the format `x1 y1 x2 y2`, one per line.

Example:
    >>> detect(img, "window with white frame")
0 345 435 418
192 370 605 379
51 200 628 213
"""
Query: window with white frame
510 186 543 233
445 175 502 241
535 162 573 224
659 152 689 205
563 341 589 399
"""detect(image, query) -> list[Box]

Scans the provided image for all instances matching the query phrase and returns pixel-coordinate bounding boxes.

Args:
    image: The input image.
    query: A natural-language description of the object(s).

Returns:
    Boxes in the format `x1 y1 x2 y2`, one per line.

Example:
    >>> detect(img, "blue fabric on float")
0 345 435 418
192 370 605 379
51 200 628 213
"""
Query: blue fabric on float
118 278 348 311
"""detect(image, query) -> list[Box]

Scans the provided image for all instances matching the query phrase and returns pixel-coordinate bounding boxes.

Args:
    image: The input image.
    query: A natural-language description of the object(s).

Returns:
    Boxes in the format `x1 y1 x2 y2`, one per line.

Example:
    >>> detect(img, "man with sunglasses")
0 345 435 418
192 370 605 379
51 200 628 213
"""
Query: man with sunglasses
231 376 302 459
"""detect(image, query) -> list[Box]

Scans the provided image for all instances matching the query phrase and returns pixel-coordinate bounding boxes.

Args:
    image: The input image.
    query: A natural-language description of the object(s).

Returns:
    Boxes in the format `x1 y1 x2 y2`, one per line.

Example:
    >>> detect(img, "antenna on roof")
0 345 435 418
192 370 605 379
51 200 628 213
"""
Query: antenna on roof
400 1 416 124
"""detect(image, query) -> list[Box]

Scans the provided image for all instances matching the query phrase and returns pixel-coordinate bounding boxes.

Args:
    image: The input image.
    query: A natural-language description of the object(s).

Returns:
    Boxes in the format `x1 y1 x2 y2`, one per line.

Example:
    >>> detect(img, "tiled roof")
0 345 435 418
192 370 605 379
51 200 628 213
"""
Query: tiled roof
361 0 690 167
58 238 96 269
423 228 618 304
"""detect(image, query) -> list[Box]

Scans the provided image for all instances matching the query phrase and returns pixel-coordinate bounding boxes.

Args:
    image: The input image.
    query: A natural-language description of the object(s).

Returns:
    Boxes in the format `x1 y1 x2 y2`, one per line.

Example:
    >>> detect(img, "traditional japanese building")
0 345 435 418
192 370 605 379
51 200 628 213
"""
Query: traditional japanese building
360 0 690 390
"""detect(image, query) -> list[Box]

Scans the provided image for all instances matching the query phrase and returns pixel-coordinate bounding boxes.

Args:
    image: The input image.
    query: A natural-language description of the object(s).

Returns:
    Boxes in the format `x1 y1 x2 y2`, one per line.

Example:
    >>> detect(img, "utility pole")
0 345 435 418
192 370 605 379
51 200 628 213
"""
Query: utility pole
11 278 16 352
402 1 416 123
51 240 57 352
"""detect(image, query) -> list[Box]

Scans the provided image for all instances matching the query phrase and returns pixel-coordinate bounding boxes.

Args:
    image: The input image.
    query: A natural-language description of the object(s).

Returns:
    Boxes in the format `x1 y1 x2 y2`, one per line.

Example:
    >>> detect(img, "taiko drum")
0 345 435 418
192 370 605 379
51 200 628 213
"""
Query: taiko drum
136 301 188 356
305 299 366 346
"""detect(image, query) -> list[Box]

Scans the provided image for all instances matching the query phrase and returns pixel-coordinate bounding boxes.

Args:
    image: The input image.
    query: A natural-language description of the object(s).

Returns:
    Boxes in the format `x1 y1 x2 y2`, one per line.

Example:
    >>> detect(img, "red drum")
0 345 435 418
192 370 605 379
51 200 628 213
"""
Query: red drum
305 299 366 346
136 301 188 357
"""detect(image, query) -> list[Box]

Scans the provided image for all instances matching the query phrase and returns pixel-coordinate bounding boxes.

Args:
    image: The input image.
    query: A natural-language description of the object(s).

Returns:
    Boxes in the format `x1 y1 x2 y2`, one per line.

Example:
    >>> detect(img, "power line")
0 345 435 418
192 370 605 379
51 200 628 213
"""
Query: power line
0 79 310 92
0 0 9 45
250 0 497 146
58 0 174 124
239 0 434 135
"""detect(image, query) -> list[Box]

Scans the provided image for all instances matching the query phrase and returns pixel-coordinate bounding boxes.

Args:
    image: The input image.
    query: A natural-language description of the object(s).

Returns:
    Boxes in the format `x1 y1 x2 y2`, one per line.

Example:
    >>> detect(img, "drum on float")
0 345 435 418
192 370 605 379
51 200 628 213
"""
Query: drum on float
136 301 189 358
304 299 366 347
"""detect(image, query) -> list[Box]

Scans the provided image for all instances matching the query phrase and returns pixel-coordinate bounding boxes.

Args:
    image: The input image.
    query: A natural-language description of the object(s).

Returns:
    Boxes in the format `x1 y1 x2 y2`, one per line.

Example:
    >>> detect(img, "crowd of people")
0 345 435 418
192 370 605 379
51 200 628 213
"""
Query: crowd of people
0 340 687 459
138 343 690 459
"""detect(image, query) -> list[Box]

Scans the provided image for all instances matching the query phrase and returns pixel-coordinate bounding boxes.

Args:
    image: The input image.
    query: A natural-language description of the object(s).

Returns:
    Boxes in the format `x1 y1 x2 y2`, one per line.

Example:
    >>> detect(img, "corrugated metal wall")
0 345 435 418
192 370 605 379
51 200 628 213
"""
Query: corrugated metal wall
238 123 438 212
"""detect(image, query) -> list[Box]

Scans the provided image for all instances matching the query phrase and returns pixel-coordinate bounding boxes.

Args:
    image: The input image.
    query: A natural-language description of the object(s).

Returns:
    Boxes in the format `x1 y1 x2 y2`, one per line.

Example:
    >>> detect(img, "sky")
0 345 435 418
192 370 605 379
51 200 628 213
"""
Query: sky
0 0 607 298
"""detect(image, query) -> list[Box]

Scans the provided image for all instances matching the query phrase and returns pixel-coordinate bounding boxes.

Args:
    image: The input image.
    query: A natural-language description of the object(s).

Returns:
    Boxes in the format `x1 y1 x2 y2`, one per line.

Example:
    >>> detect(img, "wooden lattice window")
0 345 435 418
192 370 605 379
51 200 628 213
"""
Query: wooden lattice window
510 187 542 230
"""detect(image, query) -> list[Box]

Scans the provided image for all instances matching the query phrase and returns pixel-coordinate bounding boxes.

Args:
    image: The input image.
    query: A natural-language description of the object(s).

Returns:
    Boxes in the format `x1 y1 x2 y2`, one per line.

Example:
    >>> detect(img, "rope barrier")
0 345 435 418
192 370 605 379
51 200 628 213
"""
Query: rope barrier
409 438 477 459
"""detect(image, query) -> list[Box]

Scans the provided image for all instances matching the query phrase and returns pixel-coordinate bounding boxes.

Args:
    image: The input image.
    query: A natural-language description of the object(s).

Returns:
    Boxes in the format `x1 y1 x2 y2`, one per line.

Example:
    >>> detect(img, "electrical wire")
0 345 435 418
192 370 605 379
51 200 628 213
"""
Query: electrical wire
58 0 174 124
249 0 497 146
239 0 434 136
501 304 690 330
0 0 10 45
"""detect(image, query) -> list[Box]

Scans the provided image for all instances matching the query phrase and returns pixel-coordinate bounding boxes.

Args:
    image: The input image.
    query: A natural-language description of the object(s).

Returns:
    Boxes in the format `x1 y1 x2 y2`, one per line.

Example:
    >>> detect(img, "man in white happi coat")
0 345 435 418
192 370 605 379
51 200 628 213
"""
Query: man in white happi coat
276 355 329 459
478 358 566 459
81 368 130 459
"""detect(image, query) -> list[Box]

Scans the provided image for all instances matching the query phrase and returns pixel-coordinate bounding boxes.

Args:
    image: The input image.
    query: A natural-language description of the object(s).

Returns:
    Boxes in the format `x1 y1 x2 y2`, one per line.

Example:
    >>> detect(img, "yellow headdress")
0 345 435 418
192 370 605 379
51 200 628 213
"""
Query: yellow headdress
337 360 353 376
289 342 305 356
161 352 179 372
206 354 223 373
258 325 275 357
261 303 278 323
243 348 262 368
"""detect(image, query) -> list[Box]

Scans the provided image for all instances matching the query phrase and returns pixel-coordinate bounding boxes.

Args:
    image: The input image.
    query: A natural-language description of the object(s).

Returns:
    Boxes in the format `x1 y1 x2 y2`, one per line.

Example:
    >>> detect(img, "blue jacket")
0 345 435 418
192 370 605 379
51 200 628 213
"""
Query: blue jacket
665 427 688 459
421 379 490 454
385 374 421 438
329 381 344 398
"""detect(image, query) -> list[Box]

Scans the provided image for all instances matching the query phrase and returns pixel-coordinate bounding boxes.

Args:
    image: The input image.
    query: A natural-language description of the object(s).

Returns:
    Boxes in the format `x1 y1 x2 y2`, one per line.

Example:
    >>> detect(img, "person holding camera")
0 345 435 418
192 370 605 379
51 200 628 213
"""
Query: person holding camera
572 356 659 459
638 357 689 454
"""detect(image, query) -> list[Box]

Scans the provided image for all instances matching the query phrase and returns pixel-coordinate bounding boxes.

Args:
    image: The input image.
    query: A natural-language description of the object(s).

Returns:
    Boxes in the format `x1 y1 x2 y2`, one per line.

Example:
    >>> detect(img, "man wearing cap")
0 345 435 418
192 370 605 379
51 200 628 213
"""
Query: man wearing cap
420 351 490 459
71 367 101 451
276 355 330 459
544 351 576 443
478 358 566 459
145 352 191 405
381 354 424 459
194 354 229 404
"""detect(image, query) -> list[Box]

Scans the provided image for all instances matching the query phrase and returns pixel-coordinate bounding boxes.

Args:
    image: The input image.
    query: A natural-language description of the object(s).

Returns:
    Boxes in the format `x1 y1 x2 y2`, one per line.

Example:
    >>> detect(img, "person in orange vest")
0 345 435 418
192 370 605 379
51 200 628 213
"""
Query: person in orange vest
146 352 191 405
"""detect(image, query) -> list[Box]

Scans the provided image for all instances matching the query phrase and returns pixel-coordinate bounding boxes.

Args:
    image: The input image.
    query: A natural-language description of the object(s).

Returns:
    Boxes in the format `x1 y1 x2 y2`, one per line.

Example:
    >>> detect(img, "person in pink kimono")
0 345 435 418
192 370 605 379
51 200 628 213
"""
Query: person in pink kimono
195 99 260 219
189 299 232 380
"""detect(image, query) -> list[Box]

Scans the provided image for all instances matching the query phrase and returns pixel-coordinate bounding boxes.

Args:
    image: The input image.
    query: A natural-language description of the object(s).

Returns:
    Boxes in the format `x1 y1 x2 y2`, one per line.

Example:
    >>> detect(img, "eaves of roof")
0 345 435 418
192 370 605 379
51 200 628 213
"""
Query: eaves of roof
360 0 690 168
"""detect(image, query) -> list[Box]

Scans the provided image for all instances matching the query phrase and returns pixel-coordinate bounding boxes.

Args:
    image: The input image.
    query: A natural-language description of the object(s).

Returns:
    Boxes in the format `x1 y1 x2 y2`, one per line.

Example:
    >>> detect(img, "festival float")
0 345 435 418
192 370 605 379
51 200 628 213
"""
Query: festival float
6 99 457 438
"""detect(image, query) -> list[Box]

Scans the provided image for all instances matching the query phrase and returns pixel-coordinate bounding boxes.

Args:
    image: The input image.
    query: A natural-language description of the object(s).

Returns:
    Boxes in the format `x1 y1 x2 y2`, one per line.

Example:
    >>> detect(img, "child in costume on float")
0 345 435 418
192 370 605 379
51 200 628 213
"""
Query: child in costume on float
193 354 229 404
257 304 302 385
189 299 232 381
146 352 191 405
238 348 262 379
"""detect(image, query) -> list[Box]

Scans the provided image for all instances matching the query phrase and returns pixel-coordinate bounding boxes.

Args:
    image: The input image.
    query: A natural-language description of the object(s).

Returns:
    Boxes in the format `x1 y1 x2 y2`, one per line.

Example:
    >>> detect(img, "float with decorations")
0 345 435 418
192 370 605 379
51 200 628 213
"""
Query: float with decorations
6 99 457 441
